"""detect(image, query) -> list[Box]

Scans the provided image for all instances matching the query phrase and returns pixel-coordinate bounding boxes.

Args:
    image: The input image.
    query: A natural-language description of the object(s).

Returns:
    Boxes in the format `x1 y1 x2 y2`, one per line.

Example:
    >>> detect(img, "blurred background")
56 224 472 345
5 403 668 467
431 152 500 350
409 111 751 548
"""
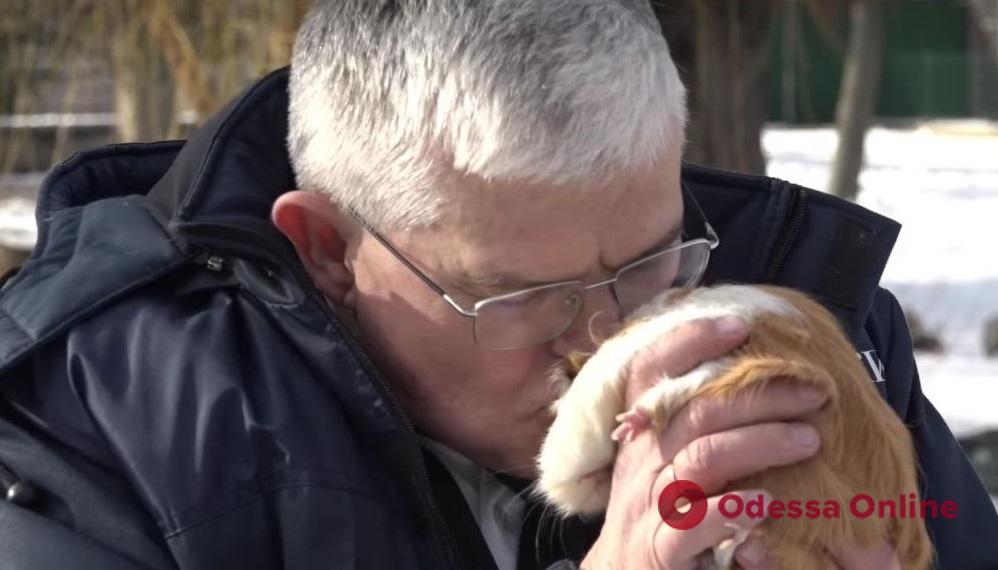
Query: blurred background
1 0 996 505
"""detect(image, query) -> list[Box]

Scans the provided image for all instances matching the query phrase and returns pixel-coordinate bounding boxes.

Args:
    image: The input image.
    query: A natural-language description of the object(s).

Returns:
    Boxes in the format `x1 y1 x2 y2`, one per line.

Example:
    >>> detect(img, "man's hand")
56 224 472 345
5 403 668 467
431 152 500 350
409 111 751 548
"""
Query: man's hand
580 316 826 569
579 315 905 569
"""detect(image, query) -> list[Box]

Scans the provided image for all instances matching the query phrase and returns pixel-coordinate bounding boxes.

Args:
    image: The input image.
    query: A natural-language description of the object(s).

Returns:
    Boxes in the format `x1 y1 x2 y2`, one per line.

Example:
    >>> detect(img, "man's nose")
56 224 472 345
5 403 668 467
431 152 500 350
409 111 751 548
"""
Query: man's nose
550 285 624 357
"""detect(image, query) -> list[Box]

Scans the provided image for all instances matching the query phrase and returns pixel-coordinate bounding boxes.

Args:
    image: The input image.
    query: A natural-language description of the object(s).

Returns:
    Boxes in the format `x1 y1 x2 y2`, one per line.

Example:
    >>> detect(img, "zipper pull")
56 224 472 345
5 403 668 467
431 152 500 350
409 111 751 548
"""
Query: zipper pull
193 250 226 273
205 255 225 273
0 461 40 508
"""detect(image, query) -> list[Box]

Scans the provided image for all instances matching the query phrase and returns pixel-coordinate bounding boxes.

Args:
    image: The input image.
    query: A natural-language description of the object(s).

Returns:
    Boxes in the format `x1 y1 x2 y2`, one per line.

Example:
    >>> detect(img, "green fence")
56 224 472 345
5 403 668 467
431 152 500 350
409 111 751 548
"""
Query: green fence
769 0 994 123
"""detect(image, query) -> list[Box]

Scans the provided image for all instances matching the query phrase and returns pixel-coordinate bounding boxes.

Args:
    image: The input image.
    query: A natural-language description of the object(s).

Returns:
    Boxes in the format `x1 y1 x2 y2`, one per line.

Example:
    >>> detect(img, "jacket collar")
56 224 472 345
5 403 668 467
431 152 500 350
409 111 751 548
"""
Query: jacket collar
685 162 900 339
144 68 298 265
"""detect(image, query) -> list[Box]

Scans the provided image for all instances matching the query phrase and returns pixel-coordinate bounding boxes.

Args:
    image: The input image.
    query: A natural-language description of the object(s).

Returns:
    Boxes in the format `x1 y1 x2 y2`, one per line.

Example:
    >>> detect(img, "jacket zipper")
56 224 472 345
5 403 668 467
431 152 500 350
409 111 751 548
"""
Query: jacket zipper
296 267 464 569
764 184 808 282
194 243 465 569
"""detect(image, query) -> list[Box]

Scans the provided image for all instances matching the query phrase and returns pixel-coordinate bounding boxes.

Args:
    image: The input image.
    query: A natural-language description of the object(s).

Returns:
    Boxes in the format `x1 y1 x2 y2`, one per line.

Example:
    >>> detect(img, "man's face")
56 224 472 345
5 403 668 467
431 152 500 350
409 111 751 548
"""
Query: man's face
348 145 684 478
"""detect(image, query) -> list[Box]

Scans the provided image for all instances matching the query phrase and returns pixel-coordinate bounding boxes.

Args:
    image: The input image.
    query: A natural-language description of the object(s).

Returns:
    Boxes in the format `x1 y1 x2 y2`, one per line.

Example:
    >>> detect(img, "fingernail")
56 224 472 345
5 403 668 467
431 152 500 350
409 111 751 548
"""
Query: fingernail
791 424 819 447
716 315 747 335
740 539 767 565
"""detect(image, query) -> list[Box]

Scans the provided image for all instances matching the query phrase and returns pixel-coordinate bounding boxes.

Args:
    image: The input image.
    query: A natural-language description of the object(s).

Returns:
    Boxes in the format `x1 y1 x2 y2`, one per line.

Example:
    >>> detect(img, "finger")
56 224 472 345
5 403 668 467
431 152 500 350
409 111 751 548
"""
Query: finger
626 316 749 404
656 489 772 567
829 540 901 570
668 421 821 496
663 380 827 454
615 383 827 514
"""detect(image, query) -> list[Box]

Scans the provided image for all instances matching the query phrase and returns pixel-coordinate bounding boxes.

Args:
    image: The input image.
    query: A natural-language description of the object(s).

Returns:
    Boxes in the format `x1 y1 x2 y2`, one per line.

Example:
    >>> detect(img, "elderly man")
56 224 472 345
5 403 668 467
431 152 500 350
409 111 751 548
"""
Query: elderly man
0 1 995 569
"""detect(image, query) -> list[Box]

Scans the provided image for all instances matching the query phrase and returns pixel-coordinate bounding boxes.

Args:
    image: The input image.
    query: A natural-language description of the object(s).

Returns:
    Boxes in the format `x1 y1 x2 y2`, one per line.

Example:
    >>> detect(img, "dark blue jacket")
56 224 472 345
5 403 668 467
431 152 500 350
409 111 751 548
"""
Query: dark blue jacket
0 69 995 570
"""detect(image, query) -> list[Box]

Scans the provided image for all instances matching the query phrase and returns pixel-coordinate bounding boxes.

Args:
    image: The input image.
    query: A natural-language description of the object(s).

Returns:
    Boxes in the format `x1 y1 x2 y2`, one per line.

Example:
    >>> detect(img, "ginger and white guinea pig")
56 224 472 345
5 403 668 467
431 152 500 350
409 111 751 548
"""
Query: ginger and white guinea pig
535 284 933 570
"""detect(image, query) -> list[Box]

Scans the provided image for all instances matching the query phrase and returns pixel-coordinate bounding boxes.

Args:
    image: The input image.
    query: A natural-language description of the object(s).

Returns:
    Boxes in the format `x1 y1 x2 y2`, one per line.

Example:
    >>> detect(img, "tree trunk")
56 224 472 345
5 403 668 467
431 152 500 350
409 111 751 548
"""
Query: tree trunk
828 1 885 201
146 0 215 121
110 0 176 142
654 0 771 175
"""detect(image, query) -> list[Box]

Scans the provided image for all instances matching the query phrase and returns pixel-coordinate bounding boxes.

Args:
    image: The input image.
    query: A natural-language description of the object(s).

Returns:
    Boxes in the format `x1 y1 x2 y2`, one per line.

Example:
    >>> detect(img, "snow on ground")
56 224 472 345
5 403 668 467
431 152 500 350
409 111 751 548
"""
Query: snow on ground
0 196 39 251
0 173 44 251
764 121 998 439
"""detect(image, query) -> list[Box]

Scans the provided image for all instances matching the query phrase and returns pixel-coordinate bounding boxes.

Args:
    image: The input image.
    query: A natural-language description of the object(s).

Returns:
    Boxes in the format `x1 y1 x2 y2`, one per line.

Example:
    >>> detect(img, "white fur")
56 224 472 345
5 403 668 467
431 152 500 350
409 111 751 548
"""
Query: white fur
537 285 799 516
714 523 752 569
288 0 688 231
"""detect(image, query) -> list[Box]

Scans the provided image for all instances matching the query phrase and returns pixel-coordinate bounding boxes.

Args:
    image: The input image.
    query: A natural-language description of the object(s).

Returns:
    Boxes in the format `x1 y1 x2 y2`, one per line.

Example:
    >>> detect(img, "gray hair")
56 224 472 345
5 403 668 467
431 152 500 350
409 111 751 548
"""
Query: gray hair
288 0 687 230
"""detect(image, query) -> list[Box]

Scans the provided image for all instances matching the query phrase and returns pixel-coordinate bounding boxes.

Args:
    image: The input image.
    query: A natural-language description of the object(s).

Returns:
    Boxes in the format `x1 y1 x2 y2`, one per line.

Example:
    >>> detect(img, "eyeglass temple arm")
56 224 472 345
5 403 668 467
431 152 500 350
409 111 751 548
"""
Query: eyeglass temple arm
346 210 478 318
682 183 720 249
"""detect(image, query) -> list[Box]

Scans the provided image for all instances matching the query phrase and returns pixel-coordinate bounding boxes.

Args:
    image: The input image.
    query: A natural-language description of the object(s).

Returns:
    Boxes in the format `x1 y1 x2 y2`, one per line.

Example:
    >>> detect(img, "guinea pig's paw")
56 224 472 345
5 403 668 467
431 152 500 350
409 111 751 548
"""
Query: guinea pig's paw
633 359 732 433
712 522 753 569
611 408 651 443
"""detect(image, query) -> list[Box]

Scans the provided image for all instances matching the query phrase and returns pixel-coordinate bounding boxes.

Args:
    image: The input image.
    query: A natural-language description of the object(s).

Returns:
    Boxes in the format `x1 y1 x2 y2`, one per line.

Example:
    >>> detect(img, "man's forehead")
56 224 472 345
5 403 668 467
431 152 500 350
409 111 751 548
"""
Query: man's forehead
409 148 685 295
438 148 680 225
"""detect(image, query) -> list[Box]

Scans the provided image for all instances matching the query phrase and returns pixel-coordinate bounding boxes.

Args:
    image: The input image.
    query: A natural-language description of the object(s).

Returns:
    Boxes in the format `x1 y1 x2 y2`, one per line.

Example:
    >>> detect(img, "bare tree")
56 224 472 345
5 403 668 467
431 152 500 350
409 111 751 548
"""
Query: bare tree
654 0 772 175
107 0 313 140
105 1 177 142
1 0 314 145
828 0 885 201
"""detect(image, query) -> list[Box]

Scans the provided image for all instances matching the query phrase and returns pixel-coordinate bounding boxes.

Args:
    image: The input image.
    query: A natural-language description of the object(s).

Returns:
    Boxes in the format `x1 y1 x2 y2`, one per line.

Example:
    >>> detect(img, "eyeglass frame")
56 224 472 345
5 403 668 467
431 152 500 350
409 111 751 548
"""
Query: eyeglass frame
347 183 720 348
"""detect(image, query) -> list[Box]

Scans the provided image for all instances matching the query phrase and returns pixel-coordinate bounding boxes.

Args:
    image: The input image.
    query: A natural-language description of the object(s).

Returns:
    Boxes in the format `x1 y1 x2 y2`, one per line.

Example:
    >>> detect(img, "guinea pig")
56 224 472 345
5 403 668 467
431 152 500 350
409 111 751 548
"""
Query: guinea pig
535 284 933 570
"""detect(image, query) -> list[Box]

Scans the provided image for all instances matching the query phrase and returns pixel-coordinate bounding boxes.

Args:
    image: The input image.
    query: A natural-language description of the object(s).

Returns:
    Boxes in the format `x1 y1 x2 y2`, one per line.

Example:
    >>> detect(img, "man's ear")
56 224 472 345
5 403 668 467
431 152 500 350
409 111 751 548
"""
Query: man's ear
271 190 357 306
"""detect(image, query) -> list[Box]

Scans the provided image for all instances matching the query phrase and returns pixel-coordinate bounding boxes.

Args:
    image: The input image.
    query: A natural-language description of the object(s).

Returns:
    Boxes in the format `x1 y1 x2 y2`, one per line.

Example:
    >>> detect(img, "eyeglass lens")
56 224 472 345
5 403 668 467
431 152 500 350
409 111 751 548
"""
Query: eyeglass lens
472 240 712 350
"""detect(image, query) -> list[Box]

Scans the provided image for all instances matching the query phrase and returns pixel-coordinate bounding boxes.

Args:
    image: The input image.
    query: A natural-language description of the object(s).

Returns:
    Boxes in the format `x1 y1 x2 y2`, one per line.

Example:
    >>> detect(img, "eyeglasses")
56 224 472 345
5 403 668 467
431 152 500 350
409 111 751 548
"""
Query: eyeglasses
349 185 719 351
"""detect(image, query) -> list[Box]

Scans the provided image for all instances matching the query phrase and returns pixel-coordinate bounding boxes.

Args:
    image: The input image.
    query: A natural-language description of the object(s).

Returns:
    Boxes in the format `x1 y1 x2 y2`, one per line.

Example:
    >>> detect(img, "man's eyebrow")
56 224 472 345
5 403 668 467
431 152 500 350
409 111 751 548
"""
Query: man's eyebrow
452 219 686 298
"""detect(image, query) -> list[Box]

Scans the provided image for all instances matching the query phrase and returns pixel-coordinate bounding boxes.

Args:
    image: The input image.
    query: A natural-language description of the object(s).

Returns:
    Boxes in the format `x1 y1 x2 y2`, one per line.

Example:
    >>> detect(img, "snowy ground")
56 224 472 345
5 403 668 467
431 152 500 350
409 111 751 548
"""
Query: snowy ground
764 122 998 439
0 173 43 251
